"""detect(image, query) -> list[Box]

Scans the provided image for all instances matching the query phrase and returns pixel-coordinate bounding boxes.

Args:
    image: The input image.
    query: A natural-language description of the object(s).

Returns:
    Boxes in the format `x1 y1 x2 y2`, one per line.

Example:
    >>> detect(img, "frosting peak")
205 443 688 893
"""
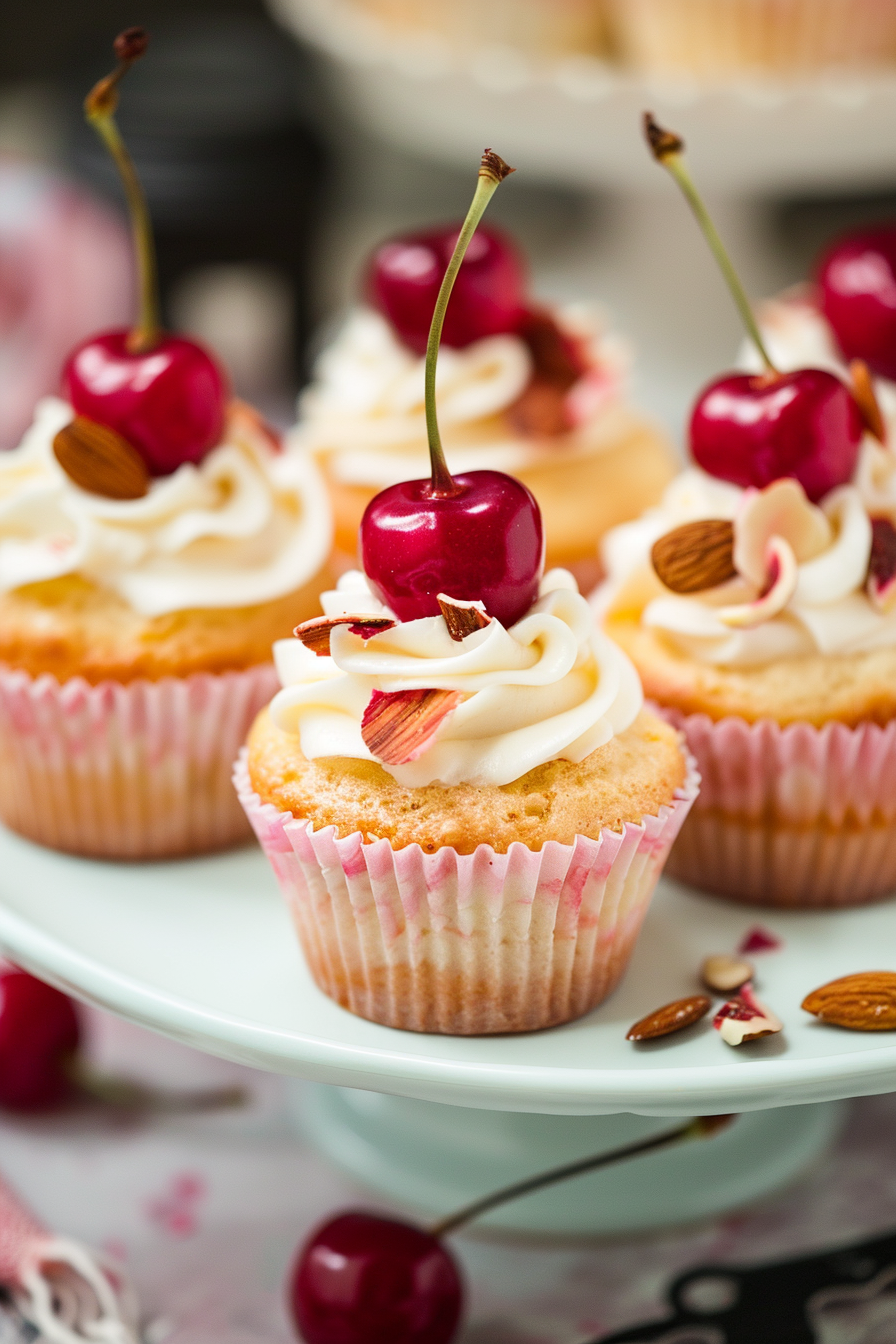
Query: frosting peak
271 569 642 787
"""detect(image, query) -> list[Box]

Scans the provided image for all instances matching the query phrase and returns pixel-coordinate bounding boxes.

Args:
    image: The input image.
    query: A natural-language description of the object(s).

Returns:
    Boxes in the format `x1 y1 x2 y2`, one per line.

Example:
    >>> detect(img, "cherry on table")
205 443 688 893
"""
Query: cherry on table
0 966 81 1112
690 367 863 502
818 225 896 382
367 222 525 355
290 1211 463 1344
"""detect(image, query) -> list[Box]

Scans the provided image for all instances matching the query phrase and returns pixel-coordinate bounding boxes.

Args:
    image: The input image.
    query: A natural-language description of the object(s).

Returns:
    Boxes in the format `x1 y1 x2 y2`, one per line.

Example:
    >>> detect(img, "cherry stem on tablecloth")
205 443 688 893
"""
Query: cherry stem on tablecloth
643 112 778 376
423 149 515 496
429 1114 735 1238
84 28 161 355
65 1055 248 1114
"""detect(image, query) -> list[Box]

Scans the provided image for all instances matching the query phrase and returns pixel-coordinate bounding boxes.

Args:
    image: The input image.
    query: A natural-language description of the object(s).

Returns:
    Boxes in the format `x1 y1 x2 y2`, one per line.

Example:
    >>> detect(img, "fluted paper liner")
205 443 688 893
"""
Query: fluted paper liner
234 751 699 1035
662 708 896 908
0 663 279 859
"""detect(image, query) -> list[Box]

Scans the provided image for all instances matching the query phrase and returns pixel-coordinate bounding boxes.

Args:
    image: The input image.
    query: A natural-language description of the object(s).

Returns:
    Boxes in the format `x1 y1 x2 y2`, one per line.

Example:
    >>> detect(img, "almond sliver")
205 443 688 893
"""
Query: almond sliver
361 687 463 765
294 615 395 657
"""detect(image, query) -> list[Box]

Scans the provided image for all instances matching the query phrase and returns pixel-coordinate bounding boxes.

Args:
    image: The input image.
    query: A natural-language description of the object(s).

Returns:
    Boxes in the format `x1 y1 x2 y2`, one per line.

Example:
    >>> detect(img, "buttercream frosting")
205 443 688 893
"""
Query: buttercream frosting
271 568 643 787
600 456 896 666
0 397 332 616
291 305 632 485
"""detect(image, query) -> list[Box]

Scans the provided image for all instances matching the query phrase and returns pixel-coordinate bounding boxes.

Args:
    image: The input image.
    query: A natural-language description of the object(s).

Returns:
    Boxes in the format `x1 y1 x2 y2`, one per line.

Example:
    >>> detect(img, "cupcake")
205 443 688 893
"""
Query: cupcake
293 221 675 595
238 148 697 1035
0 30 334 859
601 117 896 910
607 0 896 77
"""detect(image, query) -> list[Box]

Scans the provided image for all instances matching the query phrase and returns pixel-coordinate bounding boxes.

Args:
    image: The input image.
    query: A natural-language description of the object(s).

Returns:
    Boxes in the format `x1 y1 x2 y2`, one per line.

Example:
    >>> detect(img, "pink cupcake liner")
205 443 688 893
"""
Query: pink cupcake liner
234 751 699 1035
0 663 279 859
661 707 896 908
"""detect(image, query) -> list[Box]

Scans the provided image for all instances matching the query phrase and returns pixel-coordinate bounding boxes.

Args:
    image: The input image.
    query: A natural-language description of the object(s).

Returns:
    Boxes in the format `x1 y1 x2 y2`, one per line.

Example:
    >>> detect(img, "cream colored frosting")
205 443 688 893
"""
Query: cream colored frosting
270 568 643 787
600 458 896 666
0 396 332 616
291 304 633 485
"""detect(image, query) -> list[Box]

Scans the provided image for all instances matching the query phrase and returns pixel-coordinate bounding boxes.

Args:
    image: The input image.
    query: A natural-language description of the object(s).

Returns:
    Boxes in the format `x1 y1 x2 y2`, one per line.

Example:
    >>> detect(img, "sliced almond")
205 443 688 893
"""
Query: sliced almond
651 520 736 594
626 995 711 1042
53 417 149 500
713 985 782 1046
294 615 395 657
850 358 886 443
866 517 896 614
437 594 491 641
701 954 754 995
802 971 896 1031
361 688 462 766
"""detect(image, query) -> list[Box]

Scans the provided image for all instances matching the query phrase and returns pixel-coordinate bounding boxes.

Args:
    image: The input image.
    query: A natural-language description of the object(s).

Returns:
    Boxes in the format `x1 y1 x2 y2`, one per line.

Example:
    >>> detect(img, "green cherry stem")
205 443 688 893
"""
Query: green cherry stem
643 113 778 376
429 1114 734 1239
85 28 161 356
424 148 515 497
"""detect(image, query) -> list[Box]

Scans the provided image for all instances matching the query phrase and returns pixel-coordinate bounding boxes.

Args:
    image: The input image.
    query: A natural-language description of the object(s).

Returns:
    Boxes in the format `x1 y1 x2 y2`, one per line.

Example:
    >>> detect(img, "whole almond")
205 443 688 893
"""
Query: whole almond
627 995 711 1042
651 519 736 594
802 971 896 1031
54 417 149 500
701 954 754 995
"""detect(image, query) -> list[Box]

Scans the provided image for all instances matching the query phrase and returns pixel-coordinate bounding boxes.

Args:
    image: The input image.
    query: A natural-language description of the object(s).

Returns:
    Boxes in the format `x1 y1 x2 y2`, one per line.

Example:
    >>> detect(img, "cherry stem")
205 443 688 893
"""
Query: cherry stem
424 148 515 497
429 1114 734 1238
643 113 778 376
85 31 160 355
66 1055 248 1114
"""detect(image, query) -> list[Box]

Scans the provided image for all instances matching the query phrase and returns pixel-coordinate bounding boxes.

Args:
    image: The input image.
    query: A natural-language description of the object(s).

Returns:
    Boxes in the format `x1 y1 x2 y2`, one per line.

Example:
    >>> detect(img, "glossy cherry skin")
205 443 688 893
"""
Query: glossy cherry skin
368 224 526 355
290 1211 463 1344
690 368 863 503
360 470 544 626
818 226 896 381
0 966 81 1112
63 329 227 475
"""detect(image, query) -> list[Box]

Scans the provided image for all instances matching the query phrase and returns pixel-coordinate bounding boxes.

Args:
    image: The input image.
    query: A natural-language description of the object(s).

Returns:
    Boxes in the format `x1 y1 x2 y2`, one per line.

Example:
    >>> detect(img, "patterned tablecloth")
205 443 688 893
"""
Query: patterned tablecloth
3 1006 895 1344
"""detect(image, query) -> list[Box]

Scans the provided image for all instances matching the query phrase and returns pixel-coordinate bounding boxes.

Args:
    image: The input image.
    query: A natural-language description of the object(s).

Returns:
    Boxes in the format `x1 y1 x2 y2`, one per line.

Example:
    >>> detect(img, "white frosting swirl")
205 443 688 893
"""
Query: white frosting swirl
0 397 332 616
291 305 631 485
600 460 896 666
271 569 642 787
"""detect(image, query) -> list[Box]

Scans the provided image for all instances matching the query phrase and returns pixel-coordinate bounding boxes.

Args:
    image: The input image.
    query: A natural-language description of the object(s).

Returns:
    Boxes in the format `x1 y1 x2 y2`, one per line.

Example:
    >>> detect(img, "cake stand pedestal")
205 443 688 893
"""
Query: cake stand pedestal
0 829 890 1236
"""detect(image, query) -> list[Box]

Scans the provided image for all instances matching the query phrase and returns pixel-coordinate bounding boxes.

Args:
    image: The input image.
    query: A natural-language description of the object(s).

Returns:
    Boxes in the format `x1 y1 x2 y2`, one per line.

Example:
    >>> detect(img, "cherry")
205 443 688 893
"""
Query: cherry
645 114 862 501
290 1212 463 1344
62 29 227 477
818 225 896 382
690 368 862 502
0 966 81 1112
360 149 544 626
367 223 525 355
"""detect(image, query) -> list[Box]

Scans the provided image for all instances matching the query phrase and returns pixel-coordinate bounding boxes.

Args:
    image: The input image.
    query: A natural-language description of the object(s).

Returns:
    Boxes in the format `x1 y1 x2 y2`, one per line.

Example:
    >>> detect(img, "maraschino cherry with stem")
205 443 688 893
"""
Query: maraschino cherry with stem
290 1115 734 1344
818 224 896 382
62 29 227 477
368 222 526 355
360 150 544 627
644 114 863 504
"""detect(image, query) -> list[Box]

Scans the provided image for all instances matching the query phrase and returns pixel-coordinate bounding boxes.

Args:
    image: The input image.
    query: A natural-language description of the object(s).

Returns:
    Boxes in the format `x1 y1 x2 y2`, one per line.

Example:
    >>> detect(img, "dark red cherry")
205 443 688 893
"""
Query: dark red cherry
818 226 896 381
290 1211 463 1344
0 966 81 1112
690 368 863 502
63 331 227 476
361 469 543 626
368 223 525 355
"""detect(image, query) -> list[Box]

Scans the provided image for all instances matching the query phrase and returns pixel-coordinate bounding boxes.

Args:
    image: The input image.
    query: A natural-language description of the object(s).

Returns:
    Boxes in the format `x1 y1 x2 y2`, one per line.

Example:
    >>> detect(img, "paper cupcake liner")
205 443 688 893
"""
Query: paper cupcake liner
661 708 896 908
0 663 279 859
608 0 896 75
234 751 699 1035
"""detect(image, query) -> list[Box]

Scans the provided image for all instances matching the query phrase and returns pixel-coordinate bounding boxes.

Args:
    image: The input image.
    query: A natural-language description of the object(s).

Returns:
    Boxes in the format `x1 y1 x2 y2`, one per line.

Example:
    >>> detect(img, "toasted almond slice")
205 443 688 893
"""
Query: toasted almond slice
802 971 896 1031
713 984 782 1046
437 594 491 641
701 954 754 995
850 359 886 443
867 517 896 614
53 417 149 500
294 615 395 657
651 519 736 594
626 995 712 1042
361 688 463 766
